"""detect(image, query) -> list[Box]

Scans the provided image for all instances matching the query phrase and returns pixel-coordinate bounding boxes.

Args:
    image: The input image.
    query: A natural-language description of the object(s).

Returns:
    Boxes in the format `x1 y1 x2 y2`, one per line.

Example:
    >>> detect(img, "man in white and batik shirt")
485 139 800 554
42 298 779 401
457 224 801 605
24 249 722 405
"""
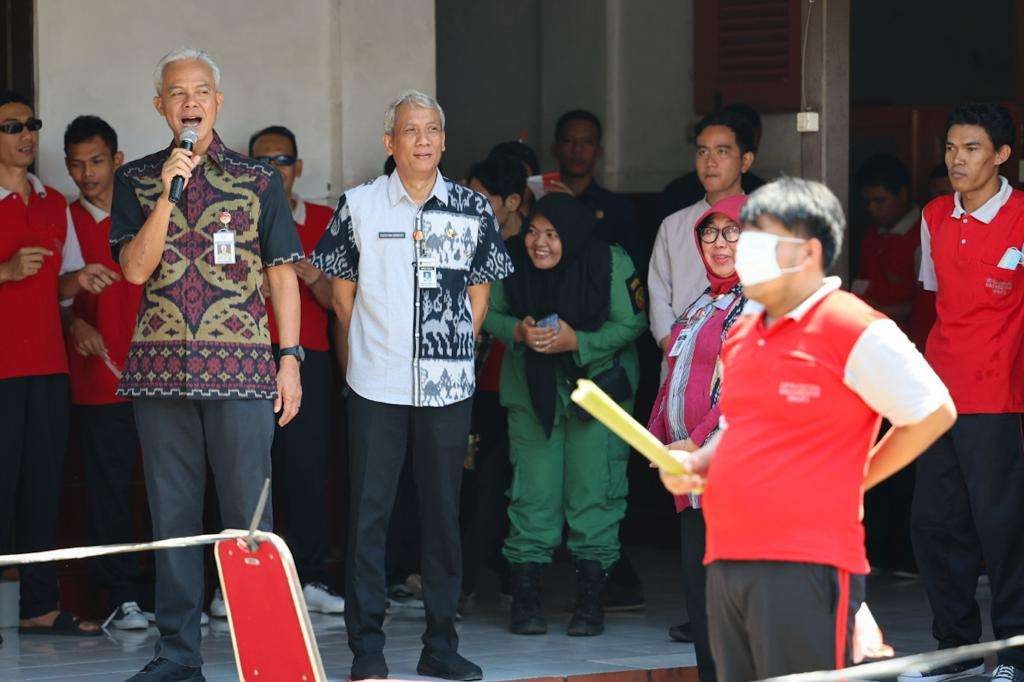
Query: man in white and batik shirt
311 90 512 682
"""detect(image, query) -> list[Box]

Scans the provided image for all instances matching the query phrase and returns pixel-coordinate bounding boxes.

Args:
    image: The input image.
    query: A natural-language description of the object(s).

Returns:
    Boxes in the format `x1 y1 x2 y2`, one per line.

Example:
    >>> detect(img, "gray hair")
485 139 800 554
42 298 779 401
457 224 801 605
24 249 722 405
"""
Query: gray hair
383 89 445 135
153 47 221 94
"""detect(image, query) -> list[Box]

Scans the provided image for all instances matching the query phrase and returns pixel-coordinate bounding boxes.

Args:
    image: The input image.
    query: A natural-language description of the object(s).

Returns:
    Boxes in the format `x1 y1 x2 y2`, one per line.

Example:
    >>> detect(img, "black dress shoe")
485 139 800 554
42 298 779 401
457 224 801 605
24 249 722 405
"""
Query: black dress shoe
126 658 205 682
417 649 483 681
351 652 389 680
669 622 693 643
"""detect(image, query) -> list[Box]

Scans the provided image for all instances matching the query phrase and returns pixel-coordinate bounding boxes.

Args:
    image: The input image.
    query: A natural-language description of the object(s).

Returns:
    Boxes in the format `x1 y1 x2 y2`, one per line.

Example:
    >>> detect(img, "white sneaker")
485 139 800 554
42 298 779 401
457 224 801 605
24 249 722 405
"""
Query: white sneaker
103 601 149 630
303 582 345 614
992 665 1024 681
897 661 984 682
209 588 227 618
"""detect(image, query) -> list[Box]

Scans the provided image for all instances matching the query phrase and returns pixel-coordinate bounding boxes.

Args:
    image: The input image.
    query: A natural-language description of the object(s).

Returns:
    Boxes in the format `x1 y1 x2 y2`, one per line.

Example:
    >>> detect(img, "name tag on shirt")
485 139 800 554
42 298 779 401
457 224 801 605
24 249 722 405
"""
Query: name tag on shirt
417 267 438 289
997 247 1022 270
668 332 689 357
213 230 236 265
378 231 406 239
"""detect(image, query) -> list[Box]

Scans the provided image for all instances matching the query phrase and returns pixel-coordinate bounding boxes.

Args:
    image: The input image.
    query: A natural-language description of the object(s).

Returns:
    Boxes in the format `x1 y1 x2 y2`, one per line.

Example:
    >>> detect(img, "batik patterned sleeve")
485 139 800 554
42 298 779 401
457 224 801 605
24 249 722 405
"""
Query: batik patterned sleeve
310 193 359 282
257 170 304 267
109 168 145 261
468 202 514 285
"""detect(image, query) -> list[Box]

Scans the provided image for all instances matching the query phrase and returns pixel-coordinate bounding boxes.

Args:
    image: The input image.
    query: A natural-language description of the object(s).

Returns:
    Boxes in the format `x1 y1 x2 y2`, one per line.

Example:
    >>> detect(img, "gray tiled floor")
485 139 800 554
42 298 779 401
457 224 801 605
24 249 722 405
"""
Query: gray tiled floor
0 548 996 681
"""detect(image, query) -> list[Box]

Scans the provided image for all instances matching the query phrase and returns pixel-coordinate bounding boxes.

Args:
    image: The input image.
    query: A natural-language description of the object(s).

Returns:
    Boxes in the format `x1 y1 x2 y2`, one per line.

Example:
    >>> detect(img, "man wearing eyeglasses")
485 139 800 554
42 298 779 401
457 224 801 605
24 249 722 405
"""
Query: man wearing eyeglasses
238 125 343 616
0 89 118 641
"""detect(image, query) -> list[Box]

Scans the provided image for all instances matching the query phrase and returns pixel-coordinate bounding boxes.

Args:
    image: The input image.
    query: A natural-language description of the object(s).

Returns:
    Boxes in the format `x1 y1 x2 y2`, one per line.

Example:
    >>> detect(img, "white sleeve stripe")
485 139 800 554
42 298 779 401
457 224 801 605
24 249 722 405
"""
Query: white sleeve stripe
59 207 85 275
843 318 950 427
919 213 938 292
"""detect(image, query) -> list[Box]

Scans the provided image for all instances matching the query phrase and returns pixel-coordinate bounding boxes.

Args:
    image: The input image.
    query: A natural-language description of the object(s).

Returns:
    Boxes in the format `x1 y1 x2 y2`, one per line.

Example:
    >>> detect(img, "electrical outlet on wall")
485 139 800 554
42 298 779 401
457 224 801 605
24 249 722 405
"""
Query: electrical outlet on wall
797 112 820 133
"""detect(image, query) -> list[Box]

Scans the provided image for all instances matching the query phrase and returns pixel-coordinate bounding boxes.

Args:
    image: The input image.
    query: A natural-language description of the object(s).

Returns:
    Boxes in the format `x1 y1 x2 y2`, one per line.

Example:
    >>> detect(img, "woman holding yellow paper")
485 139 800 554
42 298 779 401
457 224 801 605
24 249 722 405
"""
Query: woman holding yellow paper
647 194 748 682
483 193 647 638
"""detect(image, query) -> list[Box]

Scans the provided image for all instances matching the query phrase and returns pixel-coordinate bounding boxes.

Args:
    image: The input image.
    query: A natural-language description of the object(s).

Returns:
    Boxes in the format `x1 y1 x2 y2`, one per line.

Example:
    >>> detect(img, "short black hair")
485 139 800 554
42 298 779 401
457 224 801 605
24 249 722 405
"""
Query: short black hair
695 109 757 155
740 177 845 271
854 153 910 195
946 102 1015 152
467 154 527 200
722 102 762 134
0 90 31 110
554 109 602 143
928 162 948 180
488 140 539 176
249 125 298 157
63 115 118 156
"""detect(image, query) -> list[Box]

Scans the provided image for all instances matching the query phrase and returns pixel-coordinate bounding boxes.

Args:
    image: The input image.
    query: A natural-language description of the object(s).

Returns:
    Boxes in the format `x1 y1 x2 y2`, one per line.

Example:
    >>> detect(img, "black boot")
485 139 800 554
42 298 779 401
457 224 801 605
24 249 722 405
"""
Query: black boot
567 558 607 636
509 562 547 634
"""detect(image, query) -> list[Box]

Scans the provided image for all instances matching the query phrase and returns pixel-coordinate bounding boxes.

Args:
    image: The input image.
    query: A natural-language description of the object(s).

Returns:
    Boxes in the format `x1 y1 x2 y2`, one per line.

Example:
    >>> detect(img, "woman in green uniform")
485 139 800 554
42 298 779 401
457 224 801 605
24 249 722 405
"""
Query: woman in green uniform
483 193 647 637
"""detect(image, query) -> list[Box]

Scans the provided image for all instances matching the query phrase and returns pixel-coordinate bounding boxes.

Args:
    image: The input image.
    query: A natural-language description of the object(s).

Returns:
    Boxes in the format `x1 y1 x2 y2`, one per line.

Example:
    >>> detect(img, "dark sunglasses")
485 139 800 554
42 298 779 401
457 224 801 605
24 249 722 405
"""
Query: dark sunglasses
255 154 297 167
0 118 42 135
698 225 742 244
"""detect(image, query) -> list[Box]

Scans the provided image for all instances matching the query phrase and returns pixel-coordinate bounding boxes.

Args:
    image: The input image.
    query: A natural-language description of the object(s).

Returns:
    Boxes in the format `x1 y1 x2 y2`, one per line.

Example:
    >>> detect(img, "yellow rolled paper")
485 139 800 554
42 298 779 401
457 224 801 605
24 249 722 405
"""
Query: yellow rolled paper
570 379 687 475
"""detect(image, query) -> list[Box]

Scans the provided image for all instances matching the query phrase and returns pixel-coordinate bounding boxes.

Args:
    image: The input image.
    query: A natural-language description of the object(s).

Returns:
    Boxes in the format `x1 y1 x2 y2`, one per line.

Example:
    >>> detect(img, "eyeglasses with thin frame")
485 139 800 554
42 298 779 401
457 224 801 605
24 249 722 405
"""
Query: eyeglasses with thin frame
0 118 42 135
255 154 297 167
699 224 742 244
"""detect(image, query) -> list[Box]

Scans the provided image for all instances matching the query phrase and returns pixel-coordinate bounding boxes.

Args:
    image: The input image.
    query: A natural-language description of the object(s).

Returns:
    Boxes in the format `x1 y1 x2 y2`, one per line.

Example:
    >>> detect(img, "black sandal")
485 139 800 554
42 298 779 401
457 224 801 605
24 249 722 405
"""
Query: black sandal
19 611 101 637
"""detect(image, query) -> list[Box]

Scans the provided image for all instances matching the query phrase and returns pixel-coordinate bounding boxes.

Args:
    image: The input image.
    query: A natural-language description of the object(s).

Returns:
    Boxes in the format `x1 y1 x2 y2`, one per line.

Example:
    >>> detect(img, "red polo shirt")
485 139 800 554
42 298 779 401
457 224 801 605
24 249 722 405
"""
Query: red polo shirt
0 175 78 380
859 207 921 311
67 198 143 405
267 199 332 351
703 279 949 574
920 178 1024 414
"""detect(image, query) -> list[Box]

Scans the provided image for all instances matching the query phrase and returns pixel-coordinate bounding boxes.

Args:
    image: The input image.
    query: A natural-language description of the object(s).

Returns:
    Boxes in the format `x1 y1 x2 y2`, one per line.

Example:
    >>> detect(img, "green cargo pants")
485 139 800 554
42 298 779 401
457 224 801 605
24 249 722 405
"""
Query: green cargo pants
502 400 632 569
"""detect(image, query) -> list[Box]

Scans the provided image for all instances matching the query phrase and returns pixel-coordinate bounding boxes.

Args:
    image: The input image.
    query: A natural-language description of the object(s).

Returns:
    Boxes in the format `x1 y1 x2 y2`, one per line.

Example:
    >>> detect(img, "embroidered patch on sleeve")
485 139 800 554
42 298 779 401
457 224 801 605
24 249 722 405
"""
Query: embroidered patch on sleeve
627 274 646 313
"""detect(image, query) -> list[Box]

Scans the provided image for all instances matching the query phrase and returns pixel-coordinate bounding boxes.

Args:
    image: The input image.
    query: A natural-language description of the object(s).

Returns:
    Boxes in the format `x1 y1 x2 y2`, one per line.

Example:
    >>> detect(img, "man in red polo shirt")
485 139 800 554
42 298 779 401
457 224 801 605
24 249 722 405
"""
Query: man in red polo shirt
658 177 956 681
224 125 343 615
63 115 150 631
0 90 117 641
905 103 1024 682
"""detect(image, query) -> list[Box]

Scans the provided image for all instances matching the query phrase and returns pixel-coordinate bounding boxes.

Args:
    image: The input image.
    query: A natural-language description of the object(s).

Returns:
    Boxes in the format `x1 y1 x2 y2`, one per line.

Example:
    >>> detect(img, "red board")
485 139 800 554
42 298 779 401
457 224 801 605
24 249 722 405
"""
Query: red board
215 533 325 681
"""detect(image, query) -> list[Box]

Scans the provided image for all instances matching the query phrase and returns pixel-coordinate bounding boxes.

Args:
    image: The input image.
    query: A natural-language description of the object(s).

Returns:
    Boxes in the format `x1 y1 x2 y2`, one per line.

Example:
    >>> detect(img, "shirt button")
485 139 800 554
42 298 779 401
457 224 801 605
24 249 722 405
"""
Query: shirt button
962 219 968 224
757 339 766 347
961 238 967 244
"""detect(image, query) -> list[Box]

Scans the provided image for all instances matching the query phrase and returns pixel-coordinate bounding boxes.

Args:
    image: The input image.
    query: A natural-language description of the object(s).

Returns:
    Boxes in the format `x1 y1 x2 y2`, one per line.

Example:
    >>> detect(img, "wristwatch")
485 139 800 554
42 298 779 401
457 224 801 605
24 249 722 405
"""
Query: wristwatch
279 345 305 364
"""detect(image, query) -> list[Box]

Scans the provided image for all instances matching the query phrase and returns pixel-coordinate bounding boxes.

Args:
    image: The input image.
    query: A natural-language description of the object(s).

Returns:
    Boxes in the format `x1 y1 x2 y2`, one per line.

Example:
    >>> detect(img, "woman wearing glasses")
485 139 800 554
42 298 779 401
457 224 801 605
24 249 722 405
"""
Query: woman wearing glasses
647 194 748 682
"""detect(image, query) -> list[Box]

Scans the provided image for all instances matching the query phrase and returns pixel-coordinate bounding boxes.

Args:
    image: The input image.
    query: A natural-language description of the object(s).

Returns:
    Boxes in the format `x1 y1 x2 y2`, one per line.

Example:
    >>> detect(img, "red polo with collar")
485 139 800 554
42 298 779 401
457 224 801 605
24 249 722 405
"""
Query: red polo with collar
0 182 71 379
67 199 143 404
923 188 1024 413
702 288 885 575
267 200 332 351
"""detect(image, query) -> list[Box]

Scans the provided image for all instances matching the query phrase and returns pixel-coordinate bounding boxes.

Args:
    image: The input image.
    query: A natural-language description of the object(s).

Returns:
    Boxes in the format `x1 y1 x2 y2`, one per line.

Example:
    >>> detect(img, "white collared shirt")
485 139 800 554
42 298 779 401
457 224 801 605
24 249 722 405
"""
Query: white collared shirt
648 198 713 344
77 195 111 222
0 173 85 277
919 176 1012 291
311 170 514 406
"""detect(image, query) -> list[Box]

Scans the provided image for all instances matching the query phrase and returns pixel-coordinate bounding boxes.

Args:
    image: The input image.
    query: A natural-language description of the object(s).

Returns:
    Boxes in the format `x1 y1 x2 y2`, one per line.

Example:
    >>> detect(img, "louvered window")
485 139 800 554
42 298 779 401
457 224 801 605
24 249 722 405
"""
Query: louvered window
694 0 802 113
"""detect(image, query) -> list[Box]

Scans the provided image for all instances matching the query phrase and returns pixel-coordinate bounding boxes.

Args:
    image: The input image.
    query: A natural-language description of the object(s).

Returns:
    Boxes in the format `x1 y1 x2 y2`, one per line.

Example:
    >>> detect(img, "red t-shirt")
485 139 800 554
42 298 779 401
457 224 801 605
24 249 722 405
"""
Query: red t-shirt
67 200 143 405
267 201 332 351
703 290 885 575
0 183 71 379
923 189 1024 413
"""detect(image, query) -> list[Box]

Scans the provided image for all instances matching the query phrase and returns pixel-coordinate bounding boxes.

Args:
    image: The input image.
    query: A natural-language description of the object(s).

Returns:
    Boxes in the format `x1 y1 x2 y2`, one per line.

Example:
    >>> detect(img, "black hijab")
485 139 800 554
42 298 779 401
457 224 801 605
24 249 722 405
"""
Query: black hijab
505 193 613 436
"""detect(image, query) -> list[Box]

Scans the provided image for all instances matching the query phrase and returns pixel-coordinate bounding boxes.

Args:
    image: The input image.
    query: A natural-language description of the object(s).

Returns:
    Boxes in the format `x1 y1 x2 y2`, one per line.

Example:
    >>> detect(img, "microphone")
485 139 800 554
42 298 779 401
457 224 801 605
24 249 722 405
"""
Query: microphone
168 127 200 204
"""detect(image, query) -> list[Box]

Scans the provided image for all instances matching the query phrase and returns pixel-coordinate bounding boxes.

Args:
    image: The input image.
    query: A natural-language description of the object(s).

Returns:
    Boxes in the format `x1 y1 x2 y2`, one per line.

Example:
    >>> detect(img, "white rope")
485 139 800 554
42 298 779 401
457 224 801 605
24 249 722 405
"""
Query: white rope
0 529 262 567
763 634 1024 681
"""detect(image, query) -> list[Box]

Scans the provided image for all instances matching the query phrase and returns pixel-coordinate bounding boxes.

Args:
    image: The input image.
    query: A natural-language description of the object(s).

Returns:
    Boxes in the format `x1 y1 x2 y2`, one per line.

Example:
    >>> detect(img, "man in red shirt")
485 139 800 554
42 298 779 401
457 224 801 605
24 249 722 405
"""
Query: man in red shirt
237 125 342 615
659 177 956 680
63 115 150 631
907 103 1024 682
0 90 116 641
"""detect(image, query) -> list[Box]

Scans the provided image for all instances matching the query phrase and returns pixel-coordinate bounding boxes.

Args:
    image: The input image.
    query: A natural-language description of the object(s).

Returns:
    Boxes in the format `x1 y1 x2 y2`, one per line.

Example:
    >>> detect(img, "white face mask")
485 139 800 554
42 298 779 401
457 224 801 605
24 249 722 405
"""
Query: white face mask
735 230 808 287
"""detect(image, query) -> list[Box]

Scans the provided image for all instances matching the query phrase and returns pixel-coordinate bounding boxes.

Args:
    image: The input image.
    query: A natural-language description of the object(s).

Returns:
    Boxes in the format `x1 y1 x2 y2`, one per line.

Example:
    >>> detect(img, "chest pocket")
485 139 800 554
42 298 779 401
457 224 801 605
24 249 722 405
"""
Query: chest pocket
420 211 479 271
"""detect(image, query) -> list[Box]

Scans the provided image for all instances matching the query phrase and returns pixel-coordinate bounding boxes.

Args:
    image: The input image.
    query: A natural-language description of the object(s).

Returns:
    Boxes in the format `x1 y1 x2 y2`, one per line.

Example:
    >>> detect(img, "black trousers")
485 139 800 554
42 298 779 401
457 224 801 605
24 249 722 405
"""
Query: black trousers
680 508 714 682
911 413 1024 667
271 349 331 586
707 560 863 682
345 389 472 657
135 398 274 668
0 374 69 619
78 402 147 610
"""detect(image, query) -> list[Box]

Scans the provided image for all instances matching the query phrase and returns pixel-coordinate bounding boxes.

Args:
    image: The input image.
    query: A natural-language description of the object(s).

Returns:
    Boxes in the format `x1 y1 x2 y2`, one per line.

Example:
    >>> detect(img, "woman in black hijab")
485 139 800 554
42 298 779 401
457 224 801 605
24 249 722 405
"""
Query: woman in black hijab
483 193 647 638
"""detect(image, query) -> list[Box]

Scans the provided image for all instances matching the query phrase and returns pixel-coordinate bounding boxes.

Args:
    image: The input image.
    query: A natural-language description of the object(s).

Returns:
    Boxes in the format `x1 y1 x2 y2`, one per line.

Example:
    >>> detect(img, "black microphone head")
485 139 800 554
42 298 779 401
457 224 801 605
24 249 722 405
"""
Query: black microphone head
180 127 199 149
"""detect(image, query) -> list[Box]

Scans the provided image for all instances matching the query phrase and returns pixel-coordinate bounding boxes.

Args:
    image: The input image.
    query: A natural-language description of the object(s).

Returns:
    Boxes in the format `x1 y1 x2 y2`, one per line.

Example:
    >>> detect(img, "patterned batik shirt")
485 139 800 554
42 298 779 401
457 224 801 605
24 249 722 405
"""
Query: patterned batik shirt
311 170 514 407
109 132 303 399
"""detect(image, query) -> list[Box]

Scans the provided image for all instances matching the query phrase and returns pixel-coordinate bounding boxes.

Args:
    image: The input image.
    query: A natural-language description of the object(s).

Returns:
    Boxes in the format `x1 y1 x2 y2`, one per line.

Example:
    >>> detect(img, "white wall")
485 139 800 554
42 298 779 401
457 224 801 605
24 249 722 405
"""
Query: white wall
34 0 435 202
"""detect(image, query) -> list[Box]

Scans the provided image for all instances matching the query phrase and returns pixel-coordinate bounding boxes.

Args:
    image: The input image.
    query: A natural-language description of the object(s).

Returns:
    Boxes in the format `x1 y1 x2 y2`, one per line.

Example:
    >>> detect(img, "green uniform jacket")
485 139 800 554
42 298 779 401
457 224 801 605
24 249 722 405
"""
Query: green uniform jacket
483 245 649 419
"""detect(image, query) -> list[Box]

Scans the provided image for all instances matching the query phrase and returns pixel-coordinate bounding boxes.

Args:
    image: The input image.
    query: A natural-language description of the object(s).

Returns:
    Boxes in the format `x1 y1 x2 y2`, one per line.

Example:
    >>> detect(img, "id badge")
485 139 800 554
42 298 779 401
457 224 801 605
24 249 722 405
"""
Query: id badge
213 229 236 265
997 247 1022 270
668 331 689 358
417 267 438 289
